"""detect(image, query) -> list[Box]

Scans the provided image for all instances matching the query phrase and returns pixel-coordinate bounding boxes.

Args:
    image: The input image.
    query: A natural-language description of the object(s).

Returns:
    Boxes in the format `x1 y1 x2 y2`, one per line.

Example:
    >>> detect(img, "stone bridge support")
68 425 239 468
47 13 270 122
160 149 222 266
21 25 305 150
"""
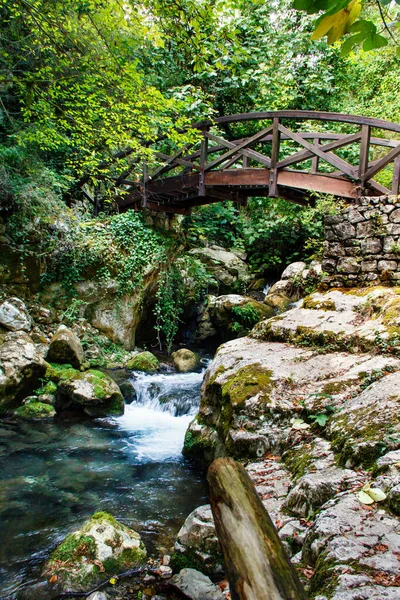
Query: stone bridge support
323 196 400 287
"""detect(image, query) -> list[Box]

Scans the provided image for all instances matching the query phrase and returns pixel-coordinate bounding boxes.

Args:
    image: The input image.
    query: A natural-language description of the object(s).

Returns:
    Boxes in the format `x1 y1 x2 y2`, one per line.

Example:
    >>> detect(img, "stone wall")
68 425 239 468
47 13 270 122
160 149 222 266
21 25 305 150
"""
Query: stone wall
323 196 400 287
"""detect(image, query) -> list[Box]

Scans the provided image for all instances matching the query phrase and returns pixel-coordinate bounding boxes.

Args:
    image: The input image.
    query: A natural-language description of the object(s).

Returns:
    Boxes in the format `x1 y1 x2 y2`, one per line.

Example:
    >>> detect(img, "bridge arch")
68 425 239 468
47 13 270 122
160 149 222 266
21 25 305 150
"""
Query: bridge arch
86 111 400 215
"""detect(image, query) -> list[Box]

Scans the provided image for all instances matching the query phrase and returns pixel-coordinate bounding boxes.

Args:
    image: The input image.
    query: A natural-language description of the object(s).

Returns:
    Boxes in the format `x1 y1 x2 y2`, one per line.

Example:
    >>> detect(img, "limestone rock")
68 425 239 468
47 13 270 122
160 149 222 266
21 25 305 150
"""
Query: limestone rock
0 331 46 412
327 371 400 467
174 505 223 575
189 246 250 294
126 351 159 372
46 325 84 368
172 349 201 373
43 512 146 591
56 369 124 418
0 297 32 332
281 261 307 279
170 568 225 600
303 493 400 599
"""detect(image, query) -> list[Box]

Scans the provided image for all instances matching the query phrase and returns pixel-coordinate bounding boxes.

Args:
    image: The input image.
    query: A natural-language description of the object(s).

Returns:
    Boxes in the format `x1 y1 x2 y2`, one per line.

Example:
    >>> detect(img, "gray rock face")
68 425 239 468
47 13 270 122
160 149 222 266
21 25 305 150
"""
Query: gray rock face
56 369 124 418
0 297 32 331
189 246 250 293
0 331 46 411
46 325 84 368
170 568 225 600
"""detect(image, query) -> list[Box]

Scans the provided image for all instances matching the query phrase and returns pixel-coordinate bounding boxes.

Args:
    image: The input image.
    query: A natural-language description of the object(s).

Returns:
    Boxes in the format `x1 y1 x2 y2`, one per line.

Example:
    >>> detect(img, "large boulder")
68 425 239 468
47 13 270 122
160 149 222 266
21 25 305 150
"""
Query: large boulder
172 349 201 373
43 512 146 591
197 295 273 344
189 246 250 294
126 351 159 372
14 401 55 421
55 369 124 418
264 260 322 313
46 325 84 368
0 331 46 413
0 297 32 332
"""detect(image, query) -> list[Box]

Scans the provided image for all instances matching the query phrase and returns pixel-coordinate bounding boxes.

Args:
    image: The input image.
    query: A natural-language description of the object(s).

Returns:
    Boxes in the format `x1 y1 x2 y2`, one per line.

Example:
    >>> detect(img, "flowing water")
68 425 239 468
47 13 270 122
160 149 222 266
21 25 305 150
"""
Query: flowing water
0 368 208 597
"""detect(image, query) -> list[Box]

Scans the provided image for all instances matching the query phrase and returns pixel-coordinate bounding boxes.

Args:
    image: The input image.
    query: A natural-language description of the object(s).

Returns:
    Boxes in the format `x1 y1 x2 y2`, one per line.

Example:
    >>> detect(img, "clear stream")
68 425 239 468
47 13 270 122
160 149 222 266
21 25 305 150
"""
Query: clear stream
0 369 208 597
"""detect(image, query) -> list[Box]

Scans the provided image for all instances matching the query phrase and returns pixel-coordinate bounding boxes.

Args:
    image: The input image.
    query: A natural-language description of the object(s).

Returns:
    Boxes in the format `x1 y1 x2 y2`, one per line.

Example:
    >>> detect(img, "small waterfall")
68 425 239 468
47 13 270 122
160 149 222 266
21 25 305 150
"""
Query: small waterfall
116 369 205 461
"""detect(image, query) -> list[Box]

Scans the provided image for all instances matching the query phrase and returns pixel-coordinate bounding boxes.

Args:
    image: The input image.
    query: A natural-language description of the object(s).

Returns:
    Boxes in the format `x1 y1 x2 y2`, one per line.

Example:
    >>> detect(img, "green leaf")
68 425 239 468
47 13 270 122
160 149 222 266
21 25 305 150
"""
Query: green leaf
358 490 374 505
363 33 388 51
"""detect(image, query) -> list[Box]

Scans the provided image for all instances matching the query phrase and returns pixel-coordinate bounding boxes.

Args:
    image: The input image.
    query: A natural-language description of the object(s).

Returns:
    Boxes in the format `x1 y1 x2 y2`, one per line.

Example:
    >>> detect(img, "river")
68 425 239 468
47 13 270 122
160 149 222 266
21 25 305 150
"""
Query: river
0 368 208 597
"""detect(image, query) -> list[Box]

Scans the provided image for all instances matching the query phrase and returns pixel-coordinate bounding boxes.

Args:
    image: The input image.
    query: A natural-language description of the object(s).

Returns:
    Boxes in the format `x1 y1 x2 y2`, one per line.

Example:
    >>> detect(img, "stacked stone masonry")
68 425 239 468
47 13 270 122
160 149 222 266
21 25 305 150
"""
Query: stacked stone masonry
323 195 400 287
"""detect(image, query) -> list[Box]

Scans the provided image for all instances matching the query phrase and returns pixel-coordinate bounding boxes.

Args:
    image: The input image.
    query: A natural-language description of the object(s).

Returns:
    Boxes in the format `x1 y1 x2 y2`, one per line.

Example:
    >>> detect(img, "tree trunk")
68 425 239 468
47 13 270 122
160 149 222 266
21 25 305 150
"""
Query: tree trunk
207 457 306 600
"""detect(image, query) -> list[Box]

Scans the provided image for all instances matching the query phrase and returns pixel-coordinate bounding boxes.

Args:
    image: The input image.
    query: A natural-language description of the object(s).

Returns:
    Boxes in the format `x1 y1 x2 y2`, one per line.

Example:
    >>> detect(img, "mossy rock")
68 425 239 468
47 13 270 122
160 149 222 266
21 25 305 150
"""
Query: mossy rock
55 369 124 418
44 362 80 383
220 364 273 407
14 402 55 420
43 511 147 591
126 351 159 372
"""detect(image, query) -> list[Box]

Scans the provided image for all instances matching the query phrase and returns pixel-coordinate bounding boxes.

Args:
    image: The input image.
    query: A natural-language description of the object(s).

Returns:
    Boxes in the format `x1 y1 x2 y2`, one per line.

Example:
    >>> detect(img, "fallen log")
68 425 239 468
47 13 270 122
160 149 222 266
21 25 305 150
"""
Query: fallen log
208 457 306 600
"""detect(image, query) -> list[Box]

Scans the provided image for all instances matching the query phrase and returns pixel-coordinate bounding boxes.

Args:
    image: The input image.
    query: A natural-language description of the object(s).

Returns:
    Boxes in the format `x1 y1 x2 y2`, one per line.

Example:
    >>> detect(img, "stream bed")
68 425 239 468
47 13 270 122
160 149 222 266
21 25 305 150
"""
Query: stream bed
0 369 208 597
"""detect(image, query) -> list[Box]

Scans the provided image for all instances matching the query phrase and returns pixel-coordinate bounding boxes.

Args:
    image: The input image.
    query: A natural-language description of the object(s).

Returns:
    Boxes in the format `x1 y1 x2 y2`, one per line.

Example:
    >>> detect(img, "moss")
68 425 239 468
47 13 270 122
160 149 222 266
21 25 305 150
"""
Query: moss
221 365 273 407
14 402 55 420
308 551 339 598
50 533 97 564
36 380 58 395
302 293 337 311
282 444 314 481
208 365 226 386
45 362 79 383
89 511 118 527
126 351 159 372
322 380 354 395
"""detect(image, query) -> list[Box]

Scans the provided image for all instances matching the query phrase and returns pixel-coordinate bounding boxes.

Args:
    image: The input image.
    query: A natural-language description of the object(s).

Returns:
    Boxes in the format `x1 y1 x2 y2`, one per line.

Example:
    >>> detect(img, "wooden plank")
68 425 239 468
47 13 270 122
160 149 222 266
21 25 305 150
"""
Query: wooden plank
222 154 242 169
208 458 306 600
392 157 400 195
205 125 273 171
367 179 392 196
278 124 356 178
269 117 280 196
206 132 271 168
146 201 190 215
154 151 200 173
364 143 400 182
278 132 361 169
358 124 371 187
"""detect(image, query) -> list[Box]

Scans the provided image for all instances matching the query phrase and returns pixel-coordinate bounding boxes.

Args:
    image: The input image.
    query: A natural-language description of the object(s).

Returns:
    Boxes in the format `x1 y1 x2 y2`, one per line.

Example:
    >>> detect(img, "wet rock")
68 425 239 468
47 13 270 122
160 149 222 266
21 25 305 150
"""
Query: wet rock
0 297 32 331
172 349 201 373
126 351 159 372
46 325 84 368
170 568 225 600
0 331 46 412
56 369 124 418
189 246 250 294
174 505 223 575
43 511 146 592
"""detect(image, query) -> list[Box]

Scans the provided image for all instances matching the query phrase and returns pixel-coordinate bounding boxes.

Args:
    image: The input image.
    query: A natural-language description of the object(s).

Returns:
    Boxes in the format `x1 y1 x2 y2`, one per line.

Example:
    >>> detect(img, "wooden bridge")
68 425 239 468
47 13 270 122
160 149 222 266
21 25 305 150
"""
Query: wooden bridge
85 111 400 215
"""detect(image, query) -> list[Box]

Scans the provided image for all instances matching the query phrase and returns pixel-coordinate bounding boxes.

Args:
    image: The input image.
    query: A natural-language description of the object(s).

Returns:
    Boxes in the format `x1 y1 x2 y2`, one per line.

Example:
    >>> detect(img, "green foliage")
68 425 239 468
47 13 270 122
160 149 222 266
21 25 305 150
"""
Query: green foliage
154 255 211 352
231 303 261 334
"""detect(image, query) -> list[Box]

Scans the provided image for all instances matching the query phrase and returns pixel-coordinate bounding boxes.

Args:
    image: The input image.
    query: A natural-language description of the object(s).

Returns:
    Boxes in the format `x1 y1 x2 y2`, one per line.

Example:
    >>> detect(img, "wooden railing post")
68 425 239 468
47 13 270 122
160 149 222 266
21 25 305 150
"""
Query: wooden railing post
208 458 306 600
358 124 371 188
269 117 280 197
392 156 400 196
312 137 319 173
199 129 209 196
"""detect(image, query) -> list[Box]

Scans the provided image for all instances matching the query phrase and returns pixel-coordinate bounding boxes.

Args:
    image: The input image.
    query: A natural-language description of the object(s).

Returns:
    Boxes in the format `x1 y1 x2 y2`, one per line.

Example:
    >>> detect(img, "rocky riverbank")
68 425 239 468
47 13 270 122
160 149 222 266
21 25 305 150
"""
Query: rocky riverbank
179 285 400 599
